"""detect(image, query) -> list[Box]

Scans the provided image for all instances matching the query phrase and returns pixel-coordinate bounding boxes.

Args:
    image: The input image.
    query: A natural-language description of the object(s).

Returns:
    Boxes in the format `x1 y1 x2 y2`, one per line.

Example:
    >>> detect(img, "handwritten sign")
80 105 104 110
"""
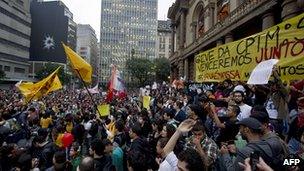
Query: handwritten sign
143 96 151 109
247 59 279 85
98 104 110 117
195 13 304 82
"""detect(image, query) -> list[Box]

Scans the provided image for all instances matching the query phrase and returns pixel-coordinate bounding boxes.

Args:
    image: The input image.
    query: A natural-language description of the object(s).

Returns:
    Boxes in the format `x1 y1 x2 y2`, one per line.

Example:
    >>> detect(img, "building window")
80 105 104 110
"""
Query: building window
4 66 10 72
14 67 25 73
217 0 230 22
197 9 205 37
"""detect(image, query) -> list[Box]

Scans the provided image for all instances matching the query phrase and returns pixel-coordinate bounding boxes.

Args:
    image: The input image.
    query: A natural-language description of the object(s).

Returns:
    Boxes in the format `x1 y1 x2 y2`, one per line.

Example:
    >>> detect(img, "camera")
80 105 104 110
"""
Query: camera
250 151 260 171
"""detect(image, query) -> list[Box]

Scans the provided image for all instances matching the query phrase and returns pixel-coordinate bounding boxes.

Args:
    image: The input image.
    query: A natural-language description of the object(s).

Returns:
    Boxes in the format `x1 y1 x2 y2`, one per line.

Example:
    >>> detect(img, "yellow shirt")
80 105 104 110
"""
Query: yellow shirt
40 117 52 128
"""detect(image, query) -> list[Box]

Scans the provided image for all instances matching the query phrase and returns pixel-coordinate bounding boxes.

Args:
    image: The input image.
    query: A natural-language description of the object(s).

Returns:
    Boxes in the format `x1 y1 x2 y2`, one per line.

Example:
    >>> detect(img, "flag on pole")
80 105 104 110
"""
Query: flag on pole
62 43 92 83
106 65 127 102
83 84 100 94
16 67 62 102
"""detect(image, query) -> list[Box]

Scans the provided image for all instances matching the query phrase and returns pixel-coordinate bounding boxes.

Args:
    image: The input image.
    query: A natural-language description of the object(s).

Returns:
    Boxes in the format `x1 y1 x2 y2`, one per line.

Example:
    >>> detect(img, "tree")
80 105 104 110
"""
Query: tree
36 63 71 85
126 58 153 86
153 57 170 82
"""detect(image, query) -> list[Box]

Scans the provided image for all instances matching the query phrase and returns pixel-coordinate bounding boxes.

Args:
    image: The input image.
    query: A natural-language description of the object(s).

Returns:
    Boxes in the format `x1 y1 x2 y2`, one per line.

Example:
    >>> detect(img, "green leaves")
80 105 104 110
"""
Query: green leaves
126 57 170 86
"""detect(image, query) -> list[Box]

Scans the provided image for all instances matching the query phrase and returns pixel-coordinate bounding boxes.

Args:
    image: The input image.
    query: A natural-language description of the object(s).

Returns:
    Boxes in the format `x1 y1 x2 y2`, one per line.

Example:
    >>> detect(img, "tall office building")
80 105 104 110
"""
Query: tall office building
0 0 31 83
100 0 158 83
76 24 99 83
156 20 172 59
29 0 77 76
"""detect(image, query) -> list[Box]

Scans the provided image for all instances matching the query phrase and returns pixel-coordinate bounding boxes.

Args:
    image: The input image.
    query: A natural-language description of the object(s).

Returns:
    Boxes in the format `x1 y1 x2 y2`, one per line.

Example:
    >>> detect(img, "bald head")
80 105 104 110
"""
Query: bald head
77 157 94 171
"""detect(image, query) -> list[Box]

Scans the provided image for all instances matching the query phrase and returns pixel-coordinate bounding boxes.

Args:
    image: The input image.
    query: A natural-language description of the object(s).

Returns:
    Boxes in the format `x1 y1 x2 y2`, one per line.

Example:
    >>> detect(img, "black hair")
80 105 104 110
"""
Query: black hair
233 90 245 97
115 120 125 132
250 112 270 124
165 124 176 139
178 148 206 171
53 150 73 171
17 153 32 171
191 121 205 133
175 100 184 109
102 139 112 146
90 139 105 156
127 150 149 171
163 108 175 119
224 79 232 85
28 107 36 112
251 105 268 115
188 104 201 116
131 122 142 137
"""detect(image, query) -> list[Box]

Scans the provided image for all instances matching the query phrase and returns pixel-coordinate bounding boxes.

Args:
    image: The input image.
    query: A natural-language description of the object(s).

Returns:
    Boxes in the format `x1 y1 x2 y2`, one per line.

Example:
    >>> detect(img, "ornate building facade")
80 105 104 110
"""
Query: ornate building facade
168 0 304 81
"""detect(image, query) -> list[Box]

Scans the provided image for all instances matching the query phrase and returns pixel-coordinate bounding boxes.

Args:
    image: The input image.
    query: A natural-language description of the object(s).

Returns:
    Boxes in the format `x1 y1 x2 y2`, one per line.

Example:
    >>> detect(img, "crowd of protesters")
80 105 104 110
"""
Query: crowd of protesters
1 68 304 171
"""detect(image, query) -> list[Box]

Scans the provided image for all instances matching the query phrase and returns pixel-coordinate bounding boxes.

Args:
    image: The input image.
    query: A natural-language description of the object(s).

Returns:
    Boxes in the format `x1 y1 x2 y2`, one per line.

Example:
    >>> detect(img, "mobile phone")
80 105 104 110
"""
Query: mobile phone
250 151 260 171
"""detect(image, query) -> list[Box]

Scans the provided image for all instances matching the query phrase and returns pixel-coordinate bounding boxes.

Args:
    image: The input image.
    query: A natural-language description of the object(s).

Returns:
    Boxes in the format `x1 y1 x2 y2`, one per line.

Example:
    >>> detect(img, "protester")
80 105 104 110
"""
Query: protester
2 69 303 171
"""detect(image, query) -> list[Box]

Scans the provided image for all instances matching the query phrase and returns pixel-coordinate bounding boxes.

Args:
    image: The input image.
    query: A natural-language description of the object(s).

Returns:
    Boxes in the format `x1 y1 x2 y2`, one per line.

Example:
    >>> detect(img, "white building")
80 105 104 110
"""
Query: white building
76 24 98 82
0 0 31 83
156 20 172 59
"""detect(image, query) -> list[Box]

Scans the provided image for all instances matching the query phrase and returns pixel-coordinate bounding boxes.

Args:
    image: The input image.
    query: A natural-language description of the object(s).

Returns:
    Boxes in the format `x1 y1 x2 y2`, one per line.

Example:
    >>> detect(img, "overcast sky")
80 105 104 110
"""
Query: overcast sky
52 0 175 41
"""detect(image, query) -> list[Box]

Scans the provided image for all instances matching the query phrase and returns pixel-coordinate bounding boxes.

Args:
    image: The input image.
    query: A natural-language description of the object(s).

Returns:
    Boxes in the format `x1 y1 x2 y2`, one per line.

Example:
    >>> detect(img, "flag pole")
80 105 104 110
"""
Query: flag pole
75 69 101 117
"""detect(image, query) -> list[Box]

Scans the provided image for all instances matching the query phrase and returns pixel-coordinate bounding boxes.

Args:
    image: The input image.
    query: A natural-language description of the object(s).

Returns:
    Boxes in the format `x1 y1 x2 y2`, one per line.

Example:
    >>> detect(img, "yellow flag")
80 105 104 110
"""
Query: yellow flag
17 67 62 102
143 96 151 109
62 43 92 83
97 104 110 117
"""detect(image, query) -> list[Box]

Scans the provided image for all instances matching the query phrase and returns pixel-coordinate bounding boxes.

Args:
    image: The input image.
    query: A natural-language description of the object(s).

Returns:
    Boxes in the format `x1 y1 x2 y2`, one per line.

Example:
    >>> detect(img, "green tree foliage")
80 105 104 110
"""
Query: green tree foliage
126 58 153 86
35 63 71 84
154 57 170 82
126 57 171 86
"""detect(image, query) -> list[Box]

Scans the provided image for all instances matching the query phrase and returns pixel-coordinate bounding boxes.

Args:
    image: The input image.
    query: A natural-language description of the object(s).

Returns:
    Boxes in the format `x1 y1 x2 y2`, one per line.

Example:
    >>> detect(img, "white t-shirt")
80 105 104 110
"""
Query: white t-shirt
158 152 178 171
266 98 278 119
237 104 252 121
84 121 92 138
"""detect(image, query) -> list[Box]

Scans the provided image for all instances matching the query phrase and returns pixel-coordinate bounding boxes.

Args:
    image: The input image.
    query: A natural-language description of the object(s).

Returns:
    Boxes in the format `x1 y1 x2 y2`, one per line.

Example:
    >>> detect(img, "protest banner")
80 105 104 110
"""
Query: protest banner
195 13 304 82
143 96 151 109
97 104 110 117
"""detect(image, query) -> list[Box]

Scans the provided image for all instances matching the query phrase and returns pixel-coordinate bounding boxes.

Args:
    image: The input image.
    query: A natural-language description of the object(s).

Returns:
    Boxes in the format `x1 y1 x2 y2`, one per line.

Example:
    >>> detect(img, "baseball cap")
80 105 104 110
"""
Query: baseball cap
250 112 269 124
233 85 246 93
237 117 262 130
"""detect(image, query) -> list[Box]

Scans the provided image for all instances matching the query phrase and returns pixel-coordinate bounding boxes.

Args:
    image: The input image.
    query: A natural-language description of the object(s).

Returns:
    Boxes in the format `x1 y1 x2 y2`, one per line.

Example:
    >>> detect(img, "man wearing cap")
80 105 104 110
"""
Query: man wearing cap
220 117 273 171
251 110 289 169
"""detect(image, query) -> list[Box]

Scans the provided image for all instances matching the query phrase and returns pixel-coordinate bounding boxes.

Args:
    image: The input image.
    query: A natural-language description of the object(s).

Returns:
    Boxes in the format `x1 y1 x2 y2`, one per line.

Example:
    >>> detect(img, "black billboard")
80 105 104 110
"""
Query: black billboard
30 1 71 63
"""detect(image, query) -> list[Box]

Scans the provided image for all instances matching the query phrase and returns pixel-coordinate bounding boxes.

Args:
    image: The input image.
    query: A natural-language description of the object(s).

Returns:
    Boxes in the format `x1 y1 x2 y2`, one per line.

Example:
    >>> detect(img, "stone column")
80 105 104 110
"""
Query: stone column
178 60 184 78
184 58 189 80
170 23 176 55
210 3 215 27
262 11 275 30
191 22 197 43
282 0 300 21
204 8 211 31
225 33 233 43
180 10 186 49
216 39 223 46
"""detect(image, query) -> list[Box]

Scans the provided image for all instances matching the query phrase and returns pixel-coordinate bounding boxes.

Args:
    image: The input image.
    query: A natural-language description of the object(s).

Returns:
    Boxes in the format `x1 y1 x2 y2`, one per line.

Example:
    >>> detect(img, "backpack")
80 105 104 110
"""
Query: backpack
245 141 286 171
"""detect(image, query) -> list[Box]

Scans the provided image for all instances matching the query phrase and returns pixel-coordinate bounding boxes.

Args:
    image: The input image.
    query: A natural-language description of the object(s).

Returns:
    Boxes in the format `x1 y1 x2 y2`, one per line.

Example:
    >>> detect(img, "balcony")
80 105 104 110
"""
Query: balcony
181 0 277 59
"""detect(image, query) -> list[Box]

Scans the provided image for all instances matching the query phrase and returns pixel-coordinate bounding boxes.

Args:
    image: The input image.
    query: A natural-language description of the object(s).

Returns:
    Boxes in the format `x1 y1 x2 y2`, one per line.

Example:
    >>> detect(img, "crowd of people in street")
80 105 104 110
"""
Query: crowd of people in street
1 67 304 171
